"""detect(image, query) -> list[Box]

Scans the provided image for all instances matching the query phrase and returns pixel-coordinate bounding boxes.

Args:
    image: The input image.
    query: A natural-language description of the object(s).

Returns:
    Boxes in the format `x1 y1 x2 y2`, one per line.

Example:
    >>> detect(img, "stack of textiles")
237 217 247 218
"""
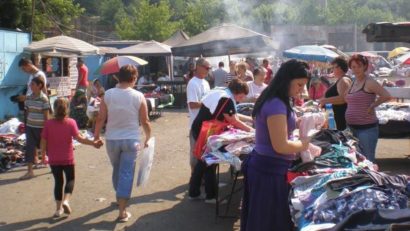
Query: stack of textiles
202 128 255 171
288 129 410 231
376 103 410 137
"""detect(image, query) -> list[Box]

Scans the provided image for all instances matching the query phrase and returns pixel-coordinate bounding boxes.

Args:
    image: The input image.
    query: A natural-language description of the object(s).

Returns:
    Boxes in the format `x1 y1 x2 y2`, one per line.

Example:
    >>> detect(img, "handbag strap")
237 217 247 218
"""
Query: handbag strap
213 98 230 120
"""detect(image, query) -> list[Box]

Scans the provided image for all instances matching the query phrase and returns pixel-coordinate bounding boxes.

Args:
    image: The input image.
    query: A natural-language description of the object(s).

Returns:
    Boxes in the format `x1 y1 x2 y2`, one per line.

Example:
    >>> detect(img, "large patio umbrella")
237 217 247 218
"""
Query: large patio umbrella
321 44 350 59
283 45 339 63
24 35 99 56
171 24 278 57
99 56 148 75
388 47 409 59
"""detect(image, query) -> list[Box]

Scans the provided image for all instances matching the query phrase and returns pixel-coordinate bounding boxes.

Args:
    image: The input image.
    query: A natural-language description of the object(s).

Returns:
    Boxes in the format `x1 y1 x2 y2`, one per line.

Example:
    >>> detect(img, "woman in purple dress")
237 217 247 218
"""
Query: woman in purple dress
241 59 311 231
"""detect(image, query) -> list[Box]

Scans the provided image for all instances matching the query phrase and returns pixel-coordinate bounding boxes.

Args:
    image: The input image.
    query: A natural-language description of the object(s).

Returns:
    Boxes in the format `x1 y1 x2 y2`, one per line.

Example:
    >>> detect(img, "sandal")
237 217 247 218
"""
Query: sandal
54 209 64 218
62 202 72 215
116 212 131 223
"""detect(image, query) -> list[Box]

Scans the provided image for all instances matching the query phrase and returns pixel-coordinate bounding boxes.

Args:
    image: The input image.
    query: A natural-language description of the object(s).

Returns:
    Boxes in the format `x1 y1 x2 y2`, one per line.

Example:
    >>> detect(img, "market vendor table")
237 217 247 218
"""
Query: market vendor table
385 87 410 100
215 163 243 222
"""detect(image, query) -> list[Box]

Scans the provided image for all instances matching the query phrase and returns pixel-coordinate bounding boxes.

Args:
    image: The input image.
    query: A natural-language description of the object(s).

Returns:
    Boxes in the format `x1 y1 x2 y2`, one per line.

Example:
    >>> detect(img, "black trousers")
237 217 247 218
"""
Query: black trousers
188 160 217 199
50 165 75 201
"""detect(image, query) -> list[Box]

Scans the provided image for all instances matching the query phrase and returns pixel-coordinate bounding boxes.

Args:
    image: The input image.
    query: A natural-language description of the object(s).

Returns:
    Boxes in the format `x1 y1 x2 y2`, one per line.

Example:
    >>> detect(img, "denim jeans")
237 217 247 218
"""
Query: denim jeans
349 125 379 162
106 139 139 199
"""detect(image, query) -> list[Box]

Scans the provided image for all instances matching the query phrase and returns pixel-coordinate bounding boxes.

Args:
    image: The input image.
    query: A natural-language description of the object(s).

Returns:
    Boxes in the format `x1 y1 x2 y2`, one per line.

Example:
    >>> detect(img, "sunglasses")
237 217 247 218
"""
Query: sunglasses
201 65 211 70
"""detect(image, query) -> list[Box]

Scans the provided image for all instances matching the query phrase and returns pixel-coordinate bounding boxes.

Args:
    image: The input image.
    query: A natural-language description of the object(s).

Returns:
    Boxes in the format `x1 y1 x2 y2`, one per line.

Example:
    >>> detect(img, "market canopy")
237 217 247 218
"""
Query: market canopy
163 30 190 47
24 35 99 56
388 47 409 59
110 40 172 56
283 45 339 63
171 24 278 57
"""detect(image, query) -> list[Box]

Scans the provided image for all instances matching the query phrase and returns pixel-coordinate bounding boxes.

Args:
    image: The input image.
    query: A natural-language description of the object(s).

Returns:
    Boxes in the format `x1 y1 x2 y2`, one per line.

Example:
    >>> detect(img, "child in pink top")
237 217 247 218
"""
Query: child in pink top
41 97 103 217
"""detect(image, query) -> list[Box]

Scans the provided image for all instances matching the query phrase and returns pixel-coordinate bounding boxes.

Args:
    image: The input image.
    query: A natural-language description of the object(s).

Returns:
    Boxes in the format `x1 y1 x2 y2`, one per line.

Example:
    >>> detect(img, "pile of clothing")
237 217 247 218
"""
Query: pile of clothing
288 129 410 231
202 128 255 170
376 103 410 124
376 103 410 137
0 118 26 173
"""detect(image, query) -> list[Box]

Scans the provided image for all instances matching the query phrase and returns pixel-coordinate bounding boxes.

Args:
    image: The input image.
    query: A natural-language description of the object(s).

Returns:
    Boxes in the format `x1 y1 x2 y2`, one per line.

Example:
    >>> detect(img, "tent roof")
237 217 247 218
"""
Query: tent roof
171 24 278 57
163 30 190 47
110 40 172 56
24 35 99 56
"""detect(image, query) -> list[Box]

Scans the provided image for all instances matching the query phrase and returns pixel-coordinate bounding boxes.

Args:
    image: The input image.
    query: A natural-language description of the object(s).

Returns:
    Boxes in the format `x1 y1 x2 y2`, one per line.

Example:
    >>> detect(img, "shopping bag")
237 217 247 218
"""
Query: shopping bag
193 119 229 159
193 98 230 160
137 137 155 187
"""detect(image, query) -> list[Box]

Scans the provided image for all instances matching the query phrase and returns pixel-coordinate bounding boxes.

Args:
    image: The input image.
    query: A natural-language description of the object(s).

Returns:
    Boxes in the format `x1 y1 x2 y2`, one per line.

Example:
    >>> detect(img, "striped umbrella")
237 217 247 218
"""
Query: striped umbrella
99 56 148 75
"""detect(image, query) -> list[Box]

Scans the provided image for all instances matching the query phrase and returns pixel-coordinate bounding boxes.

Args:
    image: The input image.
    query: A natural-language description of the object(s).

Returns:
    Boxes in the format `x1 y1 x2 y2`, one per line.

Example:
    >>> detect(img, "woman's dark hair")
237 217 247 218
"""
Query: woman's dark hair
348 54 369 71
54 97 69 121
118 64 138 83
253 59 310 117
228 78 249 95
31 76 45 90
331 56 348 73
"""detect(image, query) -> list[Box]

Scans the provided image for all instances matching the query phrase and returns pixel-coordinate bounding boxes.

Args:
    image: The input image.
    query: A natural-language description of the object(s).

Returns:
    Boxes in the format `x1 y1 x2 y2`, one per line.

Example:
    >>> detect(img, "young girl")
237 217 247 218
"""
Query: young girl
20 77 50 180
41 97 102 217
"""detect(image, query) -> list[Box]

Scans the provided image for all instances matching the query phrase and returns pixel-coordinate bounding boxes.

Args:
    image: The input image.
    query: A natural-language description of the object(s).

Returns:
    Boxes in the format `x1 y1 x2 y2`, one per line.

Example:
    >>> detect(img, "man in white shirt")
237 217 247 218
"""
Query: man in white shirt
246 67 267 102
17 57 47 102
186 58 211 172
212 61 228 87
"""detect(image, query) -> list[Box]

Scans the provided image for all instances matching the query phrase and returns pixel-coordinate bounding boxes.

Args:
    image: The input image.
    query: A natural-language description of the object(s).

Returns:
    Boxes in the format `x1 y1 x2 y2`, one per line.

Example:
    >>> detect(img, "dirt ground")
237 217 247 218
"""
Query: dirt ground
0 109 409 231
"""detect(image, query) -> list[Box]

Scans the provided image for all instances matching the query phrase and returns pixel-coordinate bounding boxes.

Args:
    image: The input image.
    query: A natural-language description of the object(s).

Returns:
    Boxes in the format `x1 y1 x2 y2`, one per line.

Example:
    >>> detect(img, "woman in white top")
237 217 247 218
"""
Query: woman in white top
246 67 267 102
94 64 151 222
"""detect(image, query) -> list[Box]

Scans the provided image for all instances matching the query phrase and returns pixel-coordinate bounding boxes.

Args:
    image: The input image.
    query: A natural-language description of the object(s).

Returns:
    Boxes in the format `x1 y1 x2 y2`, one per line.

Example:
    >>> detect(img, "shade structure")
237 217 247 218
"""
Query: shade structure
396 52 410 63
24 35 99 56
111 40 172 56
358 51 379 58
163 30 190 47
171 24 278 57
283 45 339 63
321 44 350 59
99 56 148 75
388 47 409 59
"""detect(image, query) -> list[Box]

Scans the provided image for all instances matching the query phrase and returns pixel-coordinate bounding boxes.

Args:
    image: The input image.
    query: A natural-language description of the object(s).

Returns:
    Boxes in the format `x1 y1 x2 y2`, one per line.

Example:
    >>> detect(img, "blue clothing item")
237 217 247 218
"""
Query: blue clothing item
306 187 408 226
349 125 379 162
241 151 293 231
106 139 139 199
254 98 296 160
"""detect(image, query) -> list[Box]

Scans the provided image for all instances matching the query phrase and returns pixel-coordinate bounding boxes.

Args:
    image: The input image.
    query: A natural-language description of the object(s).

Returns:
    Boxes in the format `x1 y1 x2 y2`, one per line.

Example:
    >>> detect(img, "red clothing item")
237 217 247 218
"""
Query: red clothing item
77 64 89 87
308 83 327 100
264 65 273 84
42 118 79 165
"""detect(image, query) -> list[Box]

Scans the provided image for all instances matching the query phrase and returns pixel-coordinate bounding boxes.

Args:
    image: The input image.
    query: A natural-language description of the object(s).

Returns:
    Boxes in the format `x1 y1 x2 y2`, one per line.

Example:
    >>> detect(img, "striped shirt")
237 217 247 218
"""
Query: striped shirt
25 92 50 128
345 80 377 126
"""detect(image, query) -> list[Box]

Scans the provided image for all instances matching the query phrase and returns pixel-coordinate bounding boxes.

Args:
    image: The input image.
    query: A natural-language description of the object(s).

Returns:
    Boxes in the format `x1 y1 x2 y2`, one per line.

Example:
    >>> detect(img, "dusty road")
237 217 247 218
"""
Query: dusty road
0 109 409 231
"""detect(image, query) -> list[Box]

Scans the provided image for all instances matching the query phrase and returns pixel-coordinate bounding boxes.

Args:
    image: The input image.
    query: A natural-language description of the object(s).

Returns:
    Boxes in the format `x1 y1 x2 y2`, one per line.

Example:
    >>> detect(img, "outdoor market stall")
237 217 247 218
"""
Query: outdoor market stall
198 102 410 229
23 35 99 97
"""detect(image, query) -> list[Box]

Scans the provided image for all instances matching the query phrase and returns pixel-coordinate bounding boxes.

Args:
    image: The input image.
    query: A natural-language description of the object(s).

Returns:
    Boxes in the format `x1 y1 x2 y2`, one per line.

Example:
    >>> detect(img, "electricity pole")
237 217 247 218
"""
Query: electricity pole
31 0 35 41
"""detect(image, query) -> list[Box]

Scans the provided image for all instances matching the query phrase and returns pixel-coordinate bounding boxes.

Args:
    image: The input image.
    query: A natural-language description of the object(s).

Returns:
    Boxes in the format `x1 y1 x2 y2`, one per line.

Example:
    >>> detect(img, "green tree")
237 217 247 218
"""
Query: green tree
115 0 179 41
0 0 83 40
181 0 226 36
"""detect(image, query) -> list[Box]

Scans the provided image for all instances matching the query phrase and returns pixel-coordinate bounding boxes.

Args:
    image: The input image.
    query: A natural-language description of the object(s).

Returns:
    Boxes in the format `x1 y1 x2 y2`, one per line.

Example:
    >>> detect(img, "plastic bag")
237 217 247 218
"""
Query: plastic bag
136 137 155 187
0 118 22 134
